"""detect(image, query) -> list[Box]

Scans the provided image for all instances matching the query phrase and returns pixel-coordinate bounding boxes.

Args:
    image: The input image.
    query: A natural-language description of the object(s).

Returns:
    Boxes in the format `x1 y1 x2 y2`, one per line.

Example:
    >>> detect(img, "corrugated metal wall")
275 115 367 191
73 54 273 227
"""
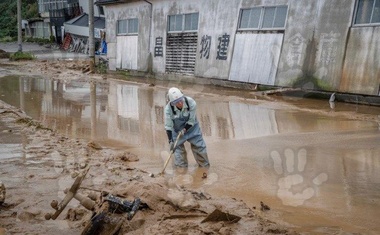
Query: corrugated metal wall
229 33 283 85
116 36 138 70
340 27 380 95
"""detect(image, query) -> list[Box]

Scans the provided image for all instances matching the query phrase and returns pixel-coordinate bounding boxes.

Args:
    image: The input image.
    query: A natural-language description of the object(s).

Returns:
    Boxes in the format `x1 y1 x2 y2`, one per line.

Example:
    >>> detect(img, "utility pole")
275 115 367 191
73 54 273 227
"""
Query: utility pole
89 0 95 71
17 0 22 52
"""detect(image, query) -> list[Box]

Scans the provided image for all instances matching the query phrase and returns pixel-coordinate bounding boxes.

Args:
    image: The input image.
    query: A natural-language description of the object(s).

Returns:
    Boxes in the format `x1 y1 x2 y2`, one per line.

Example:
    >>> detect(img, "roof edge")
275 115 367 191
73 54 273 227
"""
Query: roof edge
95 0 142 6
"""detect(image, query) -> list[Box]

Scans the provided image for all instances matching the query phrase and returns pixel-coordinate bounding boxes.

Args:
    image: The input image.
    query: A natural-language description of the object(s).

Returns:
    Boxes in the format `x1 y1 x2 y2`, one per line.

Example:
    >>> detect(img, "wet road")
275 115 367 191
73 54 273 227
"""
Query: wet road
0 75 379 234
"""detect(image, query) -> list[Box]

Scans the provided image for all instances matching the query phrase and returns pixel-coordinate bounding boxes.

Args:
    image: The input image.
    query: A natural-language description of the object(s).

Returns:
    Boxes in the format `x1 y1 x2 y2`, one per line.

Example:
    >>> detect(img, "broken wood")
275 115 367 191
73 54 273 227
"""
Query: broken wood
163 213 206 220
46 168 90 220
201 209 241 223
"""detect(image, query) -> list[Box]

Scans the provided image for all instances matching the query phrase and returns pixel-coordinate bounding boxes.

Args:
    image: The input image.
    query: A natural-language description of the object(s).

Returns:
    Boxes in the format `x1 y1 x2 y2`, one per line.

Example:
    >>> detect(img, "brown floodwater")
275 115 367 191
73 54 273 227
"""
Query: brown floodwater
0 75 379 234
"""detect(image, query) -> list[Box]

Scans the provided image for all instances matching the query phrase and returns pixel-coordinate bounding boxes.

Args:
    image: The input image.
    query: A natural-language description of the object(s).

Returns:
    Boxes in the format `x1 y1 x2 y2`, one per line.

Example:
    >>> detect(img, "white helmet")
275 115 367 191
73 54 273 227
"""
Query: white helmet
168 87 184 104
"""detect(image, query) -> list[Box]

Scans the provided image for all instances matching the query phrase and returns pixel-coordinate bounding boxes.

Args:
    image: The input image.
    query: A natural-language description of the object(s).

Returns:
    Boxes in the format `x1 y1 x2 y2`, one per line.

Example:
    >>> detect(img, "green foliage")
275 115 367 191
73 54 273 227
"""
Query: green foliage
96 62 108 74
9 51 35 61
0 36 16 42
0 0 39 39
24 37 51 44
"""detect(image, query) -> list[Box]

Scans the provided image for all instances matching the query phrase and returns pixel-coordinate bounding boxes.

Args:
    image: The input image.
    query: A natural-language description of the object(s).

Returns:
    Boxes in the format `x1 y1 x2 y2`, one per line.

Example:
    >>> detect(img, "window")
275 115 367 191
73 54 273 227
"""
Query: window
239 6 288 30
354 0 380 25
117 18 138 35
38 0 70 12
168 13 199 32
98 6 104 16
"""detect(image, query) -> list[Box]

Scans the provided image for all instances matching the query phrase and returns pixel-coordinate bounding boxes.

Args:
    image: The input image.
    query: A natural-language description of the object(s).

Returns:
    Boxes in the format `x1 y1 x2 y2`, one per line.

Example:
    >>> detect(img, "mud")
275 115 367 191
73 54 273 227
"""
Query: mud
1 44 380 234
0 59 298 234
0 99 298 234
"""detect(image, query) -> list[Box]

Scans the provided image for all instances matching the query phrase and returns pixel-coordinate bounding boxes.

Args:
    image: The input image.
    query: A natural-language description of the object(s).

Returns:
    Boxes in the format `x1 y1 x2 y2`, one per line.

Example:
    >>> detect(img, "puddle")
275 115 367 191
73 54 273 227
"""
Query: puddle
0 119 23 160
0 75 380 234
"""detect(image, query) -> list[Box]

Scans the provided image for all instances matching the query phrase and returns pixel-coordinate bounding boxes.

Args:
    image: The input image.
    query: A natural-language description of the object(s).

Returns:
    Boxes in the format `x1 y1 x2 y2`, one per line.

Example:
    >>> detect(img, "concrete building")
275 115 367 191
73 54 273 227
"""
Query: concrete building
36 0 105 53
37 0 83 43
96 0 380 97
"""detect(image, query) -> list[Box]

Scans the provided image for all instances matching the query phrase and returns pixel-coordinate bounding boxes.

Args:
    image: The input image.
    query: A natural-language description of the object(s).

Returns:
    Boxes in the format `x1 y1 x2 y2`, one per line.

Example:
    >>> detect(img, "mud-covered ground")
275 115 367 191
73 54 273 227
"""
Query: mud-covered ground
0 54 299 234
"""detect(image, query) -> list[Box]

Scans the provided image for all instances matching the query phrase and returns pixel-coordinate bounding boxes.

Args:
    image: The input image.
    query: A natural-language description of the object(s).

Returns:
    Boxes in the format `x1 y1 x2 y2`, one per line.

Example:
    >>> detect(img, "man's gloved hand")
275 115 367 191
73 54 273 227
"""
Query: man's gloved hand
169 141 174 151
179 129 186 136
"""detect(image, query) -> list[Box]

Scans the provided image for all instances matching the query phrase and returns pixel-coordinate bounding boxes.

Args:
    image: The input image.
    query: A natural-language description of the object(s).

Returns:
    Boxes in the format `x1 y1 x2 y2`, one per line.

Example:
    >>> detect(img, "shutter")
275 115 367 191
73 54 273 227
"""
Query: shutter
166 32 197 75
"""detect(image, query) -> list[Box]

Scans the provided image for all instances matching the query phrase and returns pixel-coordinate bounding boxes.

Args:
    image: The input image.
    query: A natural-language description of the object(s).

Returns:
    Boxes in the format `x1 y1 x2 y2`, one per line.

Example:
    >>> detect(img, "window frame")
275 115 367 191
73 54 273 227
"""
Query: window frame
117 18 139 36
238 5 288 31
353 0 380 26
168 12 199 33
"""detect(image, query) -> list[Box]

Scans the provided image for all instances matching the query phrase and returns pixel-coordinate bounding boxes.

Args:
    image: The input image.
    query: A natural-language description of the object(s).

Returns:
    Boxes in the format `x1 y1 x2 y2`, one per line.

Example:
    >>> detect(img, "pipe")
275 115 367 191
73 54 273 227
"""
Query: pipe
143 0 153 52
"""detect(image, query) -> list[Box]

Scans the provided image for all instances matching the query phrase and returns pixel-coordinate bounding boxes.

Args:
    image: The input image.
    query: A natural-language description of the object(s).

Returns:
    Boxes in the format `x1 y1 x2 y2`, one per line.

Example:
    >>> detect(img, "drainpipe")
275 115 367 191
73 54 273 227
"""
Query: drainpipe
142 0 152 52
143 0 153 74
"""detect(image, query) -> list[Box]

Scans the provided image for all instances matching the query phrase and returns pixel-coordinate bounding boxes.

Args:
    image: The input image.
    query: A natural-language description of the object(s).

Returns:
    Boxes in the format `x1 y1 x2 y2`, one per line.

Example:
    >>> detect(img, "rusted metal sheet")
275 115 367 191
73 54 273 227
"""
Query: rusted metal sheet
116 35 138 70
229 33 283 85
340 27 380 95
166 33 197 75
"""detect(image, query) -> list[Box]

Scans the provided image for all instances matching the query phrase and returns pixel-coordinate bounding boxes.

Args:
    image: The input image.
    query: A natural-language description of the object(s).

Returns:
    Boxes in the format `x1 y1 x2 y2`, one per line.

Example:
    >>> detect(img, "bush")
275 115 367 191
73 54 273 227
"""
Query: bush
0 36 16 42
24 37 51 44
9 51 35 61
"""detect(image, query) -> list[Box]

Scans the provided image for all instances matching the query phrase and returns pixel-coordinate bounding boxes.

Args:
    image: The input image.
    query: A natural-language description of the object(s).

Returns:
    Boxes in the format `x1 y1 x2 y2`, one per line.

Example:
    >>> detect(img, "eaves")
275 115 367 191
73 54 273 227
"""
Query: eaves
95 0 143 6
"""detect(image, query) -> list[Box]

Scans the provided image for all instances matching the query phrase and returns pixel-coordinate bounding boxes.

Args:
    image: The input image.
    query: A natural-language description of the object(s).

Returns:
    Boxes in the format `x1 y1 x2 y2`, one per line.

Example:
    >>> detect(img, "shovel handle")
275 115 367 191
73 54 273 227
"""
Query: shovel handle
161 131 183 174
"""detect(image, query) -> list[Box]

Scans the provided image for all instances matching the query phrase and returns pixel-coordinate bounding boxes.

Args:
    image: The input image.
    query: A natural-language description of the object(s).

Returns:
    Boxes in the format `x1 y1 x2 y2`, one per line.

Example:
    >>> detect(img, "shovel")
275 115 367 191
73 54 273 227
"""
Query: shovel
160 131 184 175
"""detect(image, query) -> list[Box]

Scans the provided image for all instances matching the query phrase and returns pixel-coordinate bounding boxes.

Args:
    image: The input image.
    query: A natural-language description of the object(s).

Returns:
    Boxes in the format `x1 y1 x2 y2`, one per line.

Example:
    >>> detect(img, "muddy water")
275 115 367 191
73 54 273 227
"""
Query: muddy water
0 75 380 234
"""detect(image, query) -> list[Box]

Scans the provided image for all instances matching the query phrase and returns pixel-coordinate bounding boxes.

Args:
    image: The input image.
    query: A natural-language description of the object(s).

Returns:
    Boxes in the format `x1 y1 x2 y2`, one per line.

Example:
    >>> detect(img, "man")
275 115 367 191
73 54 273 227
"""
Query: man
164 87 210 168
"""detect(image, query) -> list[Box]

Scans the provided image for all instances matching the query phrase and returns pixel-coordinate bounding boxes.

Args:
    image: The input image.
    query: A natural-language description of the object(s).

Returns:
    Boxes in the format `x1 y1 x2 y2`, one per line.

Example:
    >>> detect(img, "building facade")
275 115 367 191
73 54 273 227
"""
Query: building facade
97 0 380 96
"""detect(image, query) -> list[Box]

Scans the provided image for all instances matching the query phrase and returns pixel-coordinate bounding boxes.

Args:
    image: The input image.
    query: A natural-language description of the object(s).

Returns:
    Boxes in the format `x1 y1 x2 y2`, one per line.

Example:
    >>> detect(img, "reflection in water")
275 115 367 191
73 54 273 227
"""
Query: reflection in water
0 75 380 233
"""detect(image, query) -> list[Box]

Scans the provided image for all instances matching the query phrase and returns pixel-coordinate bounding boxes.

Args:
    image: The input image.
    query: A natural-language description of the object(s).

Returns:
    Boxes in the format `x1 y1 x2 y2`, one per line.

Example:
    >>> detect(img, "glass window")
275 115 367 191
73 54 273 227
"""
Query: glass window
372 0 380 23
240 9 251 28
273 6 288 28
262 7 275 28
184 13 199 31
168 13 199 32
249 8 261 28
354 0 380 25
355 0 374 24
239 6 288 30
128 18 138 33
98 6 105 16
118 20 126 34
169 15 182 31
117 18 138 35
240 8 261 29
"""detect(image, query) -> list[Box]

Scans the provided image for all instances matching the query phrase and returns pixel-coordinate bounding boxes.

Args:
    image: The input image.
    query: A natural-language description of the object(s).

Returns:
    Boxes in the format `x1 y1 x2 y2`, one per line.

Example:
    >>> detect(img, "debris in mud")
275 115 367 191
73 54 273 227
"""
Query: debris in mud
81 60 95 74
201 209 241 223
118 151 139 162
45 169 91 220
0 181 5 205
16 117 52 130
44 168 147 235
87 141 103 150
80 192 146 235
260 201 271 212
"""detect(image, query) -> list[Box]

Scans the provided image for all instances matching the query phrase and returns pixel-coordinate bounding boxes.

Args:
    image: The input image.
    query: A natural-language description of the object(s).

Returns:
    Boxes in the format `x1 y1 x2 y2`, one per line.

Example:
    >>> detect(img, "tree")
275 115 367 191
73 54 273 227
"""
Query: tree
0 0 38 39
